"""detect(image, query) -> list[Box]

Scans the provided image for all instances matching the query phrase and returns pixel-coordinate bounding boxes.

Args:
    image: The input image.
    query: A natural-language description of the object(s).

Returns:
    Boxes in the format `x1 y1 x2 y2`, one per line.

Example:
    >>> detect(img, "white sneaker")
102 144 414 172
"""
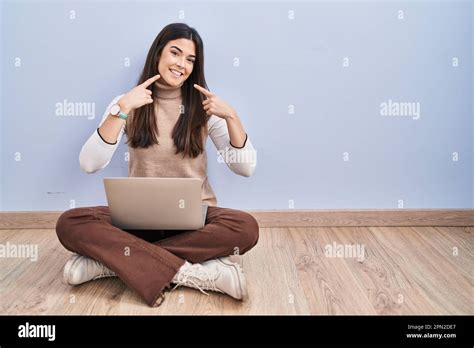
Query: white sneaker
171 257 248 300
62 254 117 285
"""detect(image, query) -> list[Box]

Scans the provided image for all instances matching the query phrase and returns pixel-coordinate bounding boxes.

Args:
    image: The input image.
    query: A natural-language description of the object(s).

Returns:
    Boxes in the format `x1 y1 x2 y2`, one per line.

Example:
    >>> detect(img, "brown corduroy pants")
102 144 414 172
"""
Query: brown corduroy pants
55 205 259 307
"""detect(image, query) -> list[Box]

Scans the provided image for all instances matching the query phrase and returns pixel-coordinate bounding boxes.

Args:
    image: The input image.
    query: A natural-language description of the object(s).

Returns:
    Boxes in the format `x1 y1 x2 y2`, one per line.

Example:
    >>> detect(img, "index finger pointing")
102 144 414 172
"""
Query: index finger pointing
193 84 213 98
142 74 161 87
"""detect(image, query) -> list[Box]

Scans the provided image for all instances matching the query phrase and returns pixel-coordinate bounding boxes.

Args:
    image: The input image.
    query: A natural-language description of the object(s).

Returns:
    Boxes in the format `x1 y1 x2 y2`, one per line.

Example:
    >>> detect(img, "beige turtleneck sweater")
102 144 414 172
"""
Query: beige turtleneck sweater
128 79 216 205
79 80 257 207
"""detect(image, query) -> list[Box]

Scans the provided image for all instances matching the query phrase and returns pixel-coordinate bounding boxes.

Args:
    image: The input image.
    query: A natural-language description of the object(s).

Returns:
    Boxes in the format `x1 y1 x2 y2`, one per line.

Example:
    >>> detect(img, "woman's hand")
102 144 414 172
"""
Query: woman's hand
194 84 237 120
119 74 161 112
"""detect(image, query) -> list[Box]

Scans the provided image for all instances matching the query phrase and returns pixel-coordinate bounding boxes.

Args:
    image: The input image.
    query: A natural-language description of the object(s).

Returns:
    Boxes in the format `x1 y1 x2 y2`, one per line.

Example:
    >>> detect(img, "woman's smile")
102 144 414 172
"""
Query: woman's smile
169 68 183 78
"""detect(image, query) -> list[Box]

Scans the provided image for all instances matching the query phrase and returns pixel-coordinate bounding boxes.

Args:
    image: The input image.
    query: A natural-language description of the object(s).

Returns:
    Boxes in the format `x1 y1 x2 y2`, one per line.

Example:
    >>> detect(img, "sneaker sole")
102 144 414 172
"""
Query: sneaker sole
219 257 249 301
62 254 80 285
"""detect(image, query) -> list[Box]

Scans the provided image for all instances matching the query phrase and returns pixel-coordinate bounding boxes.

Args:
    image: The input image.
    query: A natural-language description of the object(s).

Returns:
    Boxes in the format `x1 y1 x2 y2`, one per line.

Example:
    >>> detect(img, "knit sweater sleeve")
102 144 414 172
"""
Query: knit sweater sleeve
79 94 126 173
207 115 257 177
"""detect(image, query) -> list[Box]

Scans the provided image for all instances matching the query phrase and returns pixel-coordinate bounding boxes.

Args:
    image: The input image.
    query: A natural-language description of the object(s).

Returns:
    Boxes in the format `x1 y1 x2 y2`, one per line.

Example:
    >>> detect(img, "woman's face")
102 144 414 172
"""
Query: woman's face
158 38 196 87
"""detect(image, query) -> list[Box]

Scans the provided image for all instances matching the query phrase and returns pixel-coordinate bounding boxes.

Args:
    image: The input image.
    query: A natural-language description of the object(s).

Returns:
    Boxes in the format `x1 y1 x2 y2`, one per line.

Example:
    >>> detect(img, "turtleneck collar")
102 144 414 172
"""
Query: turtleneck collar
154 79 182 99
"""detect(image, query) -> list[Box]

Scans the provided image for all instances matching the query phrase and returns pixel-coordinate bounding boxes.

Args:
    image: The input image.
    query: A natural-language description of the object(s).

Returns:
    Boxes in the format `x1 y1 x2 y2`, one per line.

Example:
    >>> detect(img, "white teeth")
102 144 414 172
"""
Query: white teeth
170 69 182 76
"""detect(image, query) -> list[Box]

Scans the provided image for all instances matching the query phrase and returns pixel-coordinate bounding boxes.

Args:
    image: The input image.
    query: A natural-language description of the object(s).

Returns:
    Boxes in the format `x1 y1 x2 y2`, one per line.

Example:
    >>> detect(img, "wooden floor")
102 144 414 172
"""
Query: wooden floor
0 226 472 315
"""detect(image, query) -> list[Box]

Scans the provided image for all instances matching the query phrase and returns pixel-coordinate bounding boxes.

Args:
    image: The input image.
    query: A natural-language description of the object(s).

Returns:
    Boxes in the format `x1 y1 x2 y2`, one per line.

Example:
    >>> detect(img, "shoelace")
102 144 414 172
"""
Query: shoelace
171 263 221 296
92 260 116 280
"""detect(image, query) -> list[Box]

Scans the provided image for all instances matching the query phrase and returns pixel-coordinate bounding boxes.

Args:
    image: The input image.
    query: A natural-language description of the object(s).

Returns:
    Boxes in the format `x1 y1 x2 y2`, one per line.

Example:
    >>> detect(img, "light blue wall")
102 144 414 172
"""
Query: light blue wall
1 0 472 211
0 0 3 210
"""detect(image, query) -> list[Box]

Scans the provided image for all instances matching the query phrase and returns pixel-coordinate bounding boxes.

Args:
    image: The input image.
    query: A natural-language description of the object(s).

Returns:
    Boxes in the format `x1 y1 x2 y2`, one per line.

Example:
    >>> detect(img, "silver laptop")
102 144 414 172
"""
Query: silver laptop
103 177 208 230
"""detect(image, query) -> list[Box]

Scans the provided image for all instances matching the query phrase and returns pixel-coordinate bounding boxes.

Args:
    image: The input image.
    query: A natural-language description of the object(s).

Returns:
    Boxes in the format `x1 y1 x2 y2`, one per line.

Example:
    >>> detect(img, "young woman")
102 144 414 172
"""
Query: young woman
55 23 259 307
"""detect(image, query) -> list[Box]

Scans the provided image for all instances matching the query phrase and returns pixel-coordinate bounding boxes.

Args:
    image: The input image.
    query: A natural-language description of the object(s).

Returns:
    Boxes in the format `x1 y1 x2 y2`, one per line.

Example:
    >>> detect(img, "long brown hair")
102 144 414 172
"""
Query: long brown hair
125 23 209 159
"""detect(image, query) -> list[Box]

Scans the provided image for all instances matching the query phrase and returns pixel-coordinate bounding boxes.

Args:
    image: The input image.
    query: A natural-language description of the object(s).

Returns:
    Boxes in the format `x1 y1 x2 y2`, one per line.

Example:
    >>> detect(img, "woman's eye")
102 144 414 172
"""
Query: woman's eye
171 50 194 63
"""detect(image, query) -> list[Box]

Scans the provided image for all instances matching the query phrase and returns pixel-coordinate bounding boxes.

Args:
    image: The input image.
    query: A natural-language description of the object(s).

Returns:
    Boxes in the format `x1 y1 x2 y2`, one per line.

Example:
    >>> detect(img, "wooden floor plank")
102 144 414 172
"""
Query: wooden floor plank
287 227 377 314
330 227 441 314
416 226 473 280
368 227 472 314
0 226 471 315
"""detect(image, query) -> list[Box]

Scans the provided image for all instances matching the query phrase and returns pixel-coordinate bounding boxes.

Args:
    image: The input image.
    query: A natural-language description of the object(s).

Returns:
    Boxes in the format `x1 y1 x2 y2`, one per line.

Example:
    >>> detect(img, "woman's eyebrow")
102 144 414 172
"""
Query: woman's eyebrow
170 45 196 58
